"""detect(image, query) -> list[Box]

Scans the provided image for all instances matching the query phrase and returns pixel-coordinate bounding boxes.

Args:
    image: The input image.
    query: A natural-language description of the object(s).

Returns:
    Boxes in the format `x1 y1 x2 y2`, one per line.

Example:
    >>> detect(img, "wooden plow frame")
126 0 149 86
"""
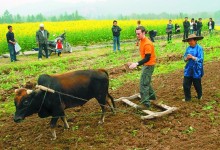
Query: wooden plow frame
114 93 178 120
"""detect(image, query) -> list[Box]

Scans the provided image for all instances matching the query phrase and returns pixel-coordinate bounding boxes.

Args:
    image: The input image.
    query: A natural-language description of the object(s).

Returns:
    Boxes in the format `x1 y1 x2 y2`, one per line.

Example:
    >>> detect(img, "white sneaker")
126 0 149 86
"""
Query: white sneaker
182 99 191 102
38 58 42 61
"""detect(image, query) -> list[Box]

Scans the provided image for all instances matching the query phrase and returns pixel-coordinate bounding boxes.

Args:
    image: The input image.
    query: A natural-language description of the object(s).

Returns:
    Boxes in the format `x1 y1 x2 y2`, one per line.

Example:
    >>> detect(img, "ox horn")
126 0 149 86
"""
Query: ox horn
26 90 33 95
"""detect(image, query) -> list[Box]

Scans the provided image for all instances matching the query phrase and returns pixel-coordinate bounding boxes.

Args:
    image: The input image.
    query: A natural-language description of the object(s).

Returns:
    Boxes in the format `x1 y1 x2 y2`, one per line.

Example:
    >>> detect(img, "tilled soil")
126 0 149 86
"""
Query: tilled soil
0 61 220 150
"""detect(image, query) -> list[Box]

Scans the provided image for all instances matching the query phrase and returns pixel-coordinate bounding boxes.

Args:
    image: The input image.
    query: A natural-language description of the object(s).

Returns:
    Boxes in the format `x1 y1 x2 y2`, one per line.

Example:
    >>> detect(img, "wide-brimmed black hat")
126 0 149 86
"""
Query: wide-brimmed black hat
182 34 204 42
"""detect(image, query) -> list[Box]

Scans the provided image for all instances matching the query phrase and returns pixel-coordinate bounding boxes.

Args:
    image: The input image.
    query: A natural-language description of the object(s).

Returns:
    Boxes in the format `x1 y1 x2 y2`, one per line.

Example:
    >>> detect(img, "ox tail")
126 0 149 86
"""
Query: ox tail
99 69 116 109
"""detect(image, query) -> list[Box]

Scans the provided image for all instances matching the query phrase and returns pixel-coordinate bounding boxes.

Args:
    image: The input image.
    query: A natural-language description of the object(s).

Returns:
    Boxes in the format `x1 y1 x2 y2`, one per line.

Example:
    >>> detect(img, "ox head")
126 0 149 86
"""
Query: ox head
14 88 40 123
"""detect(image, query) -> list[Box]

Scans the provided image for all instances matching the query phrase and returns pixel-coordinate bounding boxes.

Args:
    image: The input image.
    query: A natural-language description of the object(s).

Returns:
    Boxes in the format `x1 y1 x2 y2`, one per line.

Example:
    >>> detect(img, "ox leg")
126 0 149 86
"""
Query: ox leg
61 116 69 129
106 100 115 114
50 117 59 140
99 105 106 124
97 96 106 124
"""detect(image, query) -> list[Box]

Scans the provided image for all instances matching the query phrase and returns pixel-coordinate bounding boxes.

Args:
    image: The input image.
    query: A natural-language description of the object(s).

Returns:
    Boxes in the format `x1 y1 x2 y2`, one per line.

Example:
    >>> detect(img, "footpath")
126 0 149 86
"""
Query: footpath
0 32 213 59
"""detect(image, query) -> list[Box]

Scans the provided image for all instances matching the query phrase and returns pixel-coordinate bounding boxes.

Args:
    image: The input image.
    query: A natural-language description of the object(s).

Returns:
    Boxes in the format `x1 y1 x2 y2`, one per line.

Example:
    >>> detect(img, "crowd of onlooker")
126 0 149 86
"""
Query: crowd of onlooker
166 17 215 43
111 17 215 48
6 23 63 62
5 17 216 62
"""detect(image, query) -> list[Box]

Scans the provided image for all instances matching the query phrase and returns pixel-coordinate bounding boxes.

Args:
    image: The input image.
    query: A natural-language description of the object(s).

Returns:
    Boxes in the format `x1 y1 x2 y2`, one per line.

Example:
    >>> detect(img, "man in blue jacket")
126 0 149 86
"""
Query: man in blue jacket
182 34 204 101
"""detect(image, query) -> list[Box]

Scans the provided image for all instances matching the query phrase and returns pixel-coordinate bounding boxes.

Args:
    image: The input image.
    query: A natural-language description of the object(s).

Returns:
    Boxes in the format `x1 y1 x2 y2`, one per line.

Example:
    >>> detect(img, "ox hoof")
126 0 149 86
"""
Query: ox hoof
64 127 70 130
51 137 57 141
98 121 104 124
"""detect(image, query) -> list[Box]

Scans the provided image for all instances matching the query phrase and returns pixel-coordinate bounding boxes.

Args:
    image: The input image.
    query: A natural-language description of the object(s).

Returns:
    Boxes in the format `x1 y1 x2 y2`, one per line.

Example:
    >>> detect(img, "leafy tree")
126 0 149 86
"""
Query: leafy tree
35 13 45 22
2 10 13 23
15 14 22 23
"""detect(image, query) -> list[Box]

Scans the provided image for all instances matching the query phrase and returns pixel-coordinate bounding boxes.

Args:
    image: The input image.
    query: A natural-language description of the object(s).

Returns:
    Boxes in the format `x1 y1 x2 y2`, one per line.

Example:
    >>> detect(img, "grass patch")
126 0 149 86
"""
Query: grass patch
0 34 220 115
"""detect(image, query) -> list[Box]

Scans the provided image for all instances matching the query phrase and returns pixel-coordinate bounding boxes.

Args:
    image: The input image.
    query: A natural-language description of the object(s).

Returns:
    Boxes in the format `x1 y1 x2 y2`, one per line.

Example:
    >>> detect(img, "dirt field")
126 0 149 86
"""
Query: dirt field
0 58 220 150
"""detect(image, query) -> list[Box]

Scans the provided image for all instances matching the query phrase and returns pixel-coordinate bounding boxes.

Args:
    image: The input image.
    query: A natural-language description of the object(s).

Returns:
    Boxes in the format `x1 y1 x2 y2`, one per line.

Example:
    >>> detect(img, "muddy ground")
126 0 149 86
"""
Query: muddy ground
0 59 220 150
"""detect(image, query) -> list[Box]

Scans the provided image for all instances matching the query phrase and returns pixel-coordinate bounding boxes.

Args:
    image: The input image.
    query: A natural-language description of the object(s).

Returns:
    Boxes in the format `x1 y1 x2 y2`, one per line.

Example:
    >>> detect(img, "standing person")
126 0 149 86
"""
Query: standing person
112 20 122 52
149 30 157 42
136 20 142 46
129 26 156 108
193 20 198 35
208 18 215 34
175 23 181 34
36 23 50 60
182 34 204 101
189 18 194 35
196 18 203 36
6 25 17 62
166 20 173 43
183 17 190 39
56 39 63 57
137 20 141 27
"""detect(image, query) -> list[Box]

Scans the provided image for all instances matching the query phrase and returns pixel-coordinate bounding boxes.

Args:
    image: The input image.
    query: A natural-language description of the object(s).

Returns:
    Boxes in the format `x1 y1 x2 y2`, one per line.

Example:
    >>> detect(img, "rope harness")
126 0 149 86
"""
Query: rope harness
16 73 167 122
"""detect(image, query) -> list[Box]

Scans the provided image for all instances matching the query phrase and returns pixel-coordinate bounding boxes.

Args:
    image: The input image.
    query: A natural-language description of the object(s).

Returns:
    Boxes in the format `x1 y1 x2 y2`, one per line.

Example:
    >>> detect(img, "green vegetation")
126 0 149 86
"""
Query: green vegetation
0 33 220 117
182 126 196 134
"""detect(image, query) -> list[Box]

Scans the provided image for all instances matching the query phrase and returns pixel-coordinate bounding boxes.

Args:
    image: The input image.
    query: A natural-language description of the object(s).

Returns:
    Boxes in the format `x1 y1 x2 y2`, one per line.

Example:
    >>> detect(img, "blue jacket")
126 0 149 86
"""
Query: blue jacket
183 44 204 78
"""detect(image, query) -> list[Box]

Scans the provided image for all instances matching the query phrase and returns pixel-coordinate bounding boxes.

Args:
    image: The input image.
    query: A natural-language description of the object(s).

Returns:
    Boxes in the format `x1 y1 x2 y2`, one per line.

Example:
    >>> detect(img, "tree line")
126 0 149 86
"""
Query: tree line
0 10 84 23
1 9 220 23
97 11 220 22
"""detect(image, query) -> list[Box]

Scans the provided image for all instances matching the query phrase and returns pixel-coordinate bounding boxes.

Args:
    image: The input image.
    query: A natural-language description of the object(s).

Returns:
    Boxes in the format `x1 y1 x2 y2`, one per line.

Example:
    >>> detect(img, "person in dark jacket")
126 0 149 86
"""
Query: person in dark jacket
149 30 157 42
182 34 204 102
6 25 18 62
175 23 181 34
196 18 203 36
183 17 190 39
166 19 173 43
208 18 215 34
193 20 198 35
112 20 122 52
36 23 50 60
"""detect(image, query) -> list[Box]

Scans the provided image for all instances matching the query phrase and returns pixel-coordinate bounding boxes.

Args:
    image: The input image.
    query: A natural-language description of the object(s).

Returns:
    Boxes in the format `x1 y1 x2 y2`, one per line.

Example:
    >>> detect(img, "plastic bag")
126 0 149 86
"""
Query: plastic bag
15 43 21 52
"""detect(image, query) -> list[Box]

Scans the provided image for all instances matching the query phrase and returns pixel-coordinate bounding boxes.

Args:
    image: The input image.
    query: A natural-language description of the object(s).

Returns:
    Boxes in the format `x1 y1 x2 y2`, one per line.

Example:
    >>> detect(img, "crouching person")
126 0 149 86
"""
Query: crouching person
56 39 63 56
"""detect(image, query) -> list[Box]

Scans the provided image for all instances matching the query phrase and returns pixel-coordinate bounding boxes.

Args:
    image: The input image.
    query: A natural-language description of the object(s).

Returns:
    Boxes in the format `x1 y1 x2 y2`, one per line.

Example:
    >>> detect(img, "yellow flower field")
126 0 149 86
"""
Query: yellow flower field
0 19 210 54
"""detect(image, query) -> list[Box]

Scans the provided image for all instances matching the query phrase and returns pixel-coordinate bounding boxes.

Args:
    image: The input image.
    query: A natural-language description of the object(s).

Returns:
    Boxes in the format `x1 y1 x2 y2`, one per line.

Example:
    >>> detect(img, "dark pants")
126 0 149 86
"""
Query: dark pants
149 36 155 42
183 76 202 101
57 49 62 56
196 29 202 36
209 29 213 35
140 66 156 106
38 43 48 58
167 31 172 41
8 43 17 62
183 30 189 39
113 36 120 51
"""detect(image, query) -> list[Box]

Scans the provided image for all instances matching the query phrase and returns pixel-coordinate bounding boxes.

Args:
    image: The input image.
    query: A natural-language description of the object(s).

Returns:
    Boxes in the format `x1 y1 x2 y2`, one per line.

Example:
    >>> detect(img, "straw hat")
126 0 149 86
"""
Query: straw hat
182 34 204 42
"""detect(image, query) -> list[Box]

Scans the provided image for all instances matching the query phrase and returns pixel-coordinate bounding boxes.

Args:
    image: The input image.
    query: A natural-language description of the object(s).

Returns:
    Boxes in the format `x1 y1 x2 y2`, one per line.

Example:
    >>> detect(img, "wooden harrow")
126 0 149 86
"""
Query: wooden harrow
114 93 178 120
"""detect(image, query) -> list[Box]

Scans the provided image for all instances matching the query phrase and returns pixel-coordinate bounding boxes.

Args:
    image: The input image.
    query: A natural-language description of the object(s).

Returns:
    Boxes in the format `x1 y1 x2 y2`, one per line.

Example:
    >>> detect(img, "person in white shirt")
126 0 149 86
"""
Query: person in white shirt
189 18 194 35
